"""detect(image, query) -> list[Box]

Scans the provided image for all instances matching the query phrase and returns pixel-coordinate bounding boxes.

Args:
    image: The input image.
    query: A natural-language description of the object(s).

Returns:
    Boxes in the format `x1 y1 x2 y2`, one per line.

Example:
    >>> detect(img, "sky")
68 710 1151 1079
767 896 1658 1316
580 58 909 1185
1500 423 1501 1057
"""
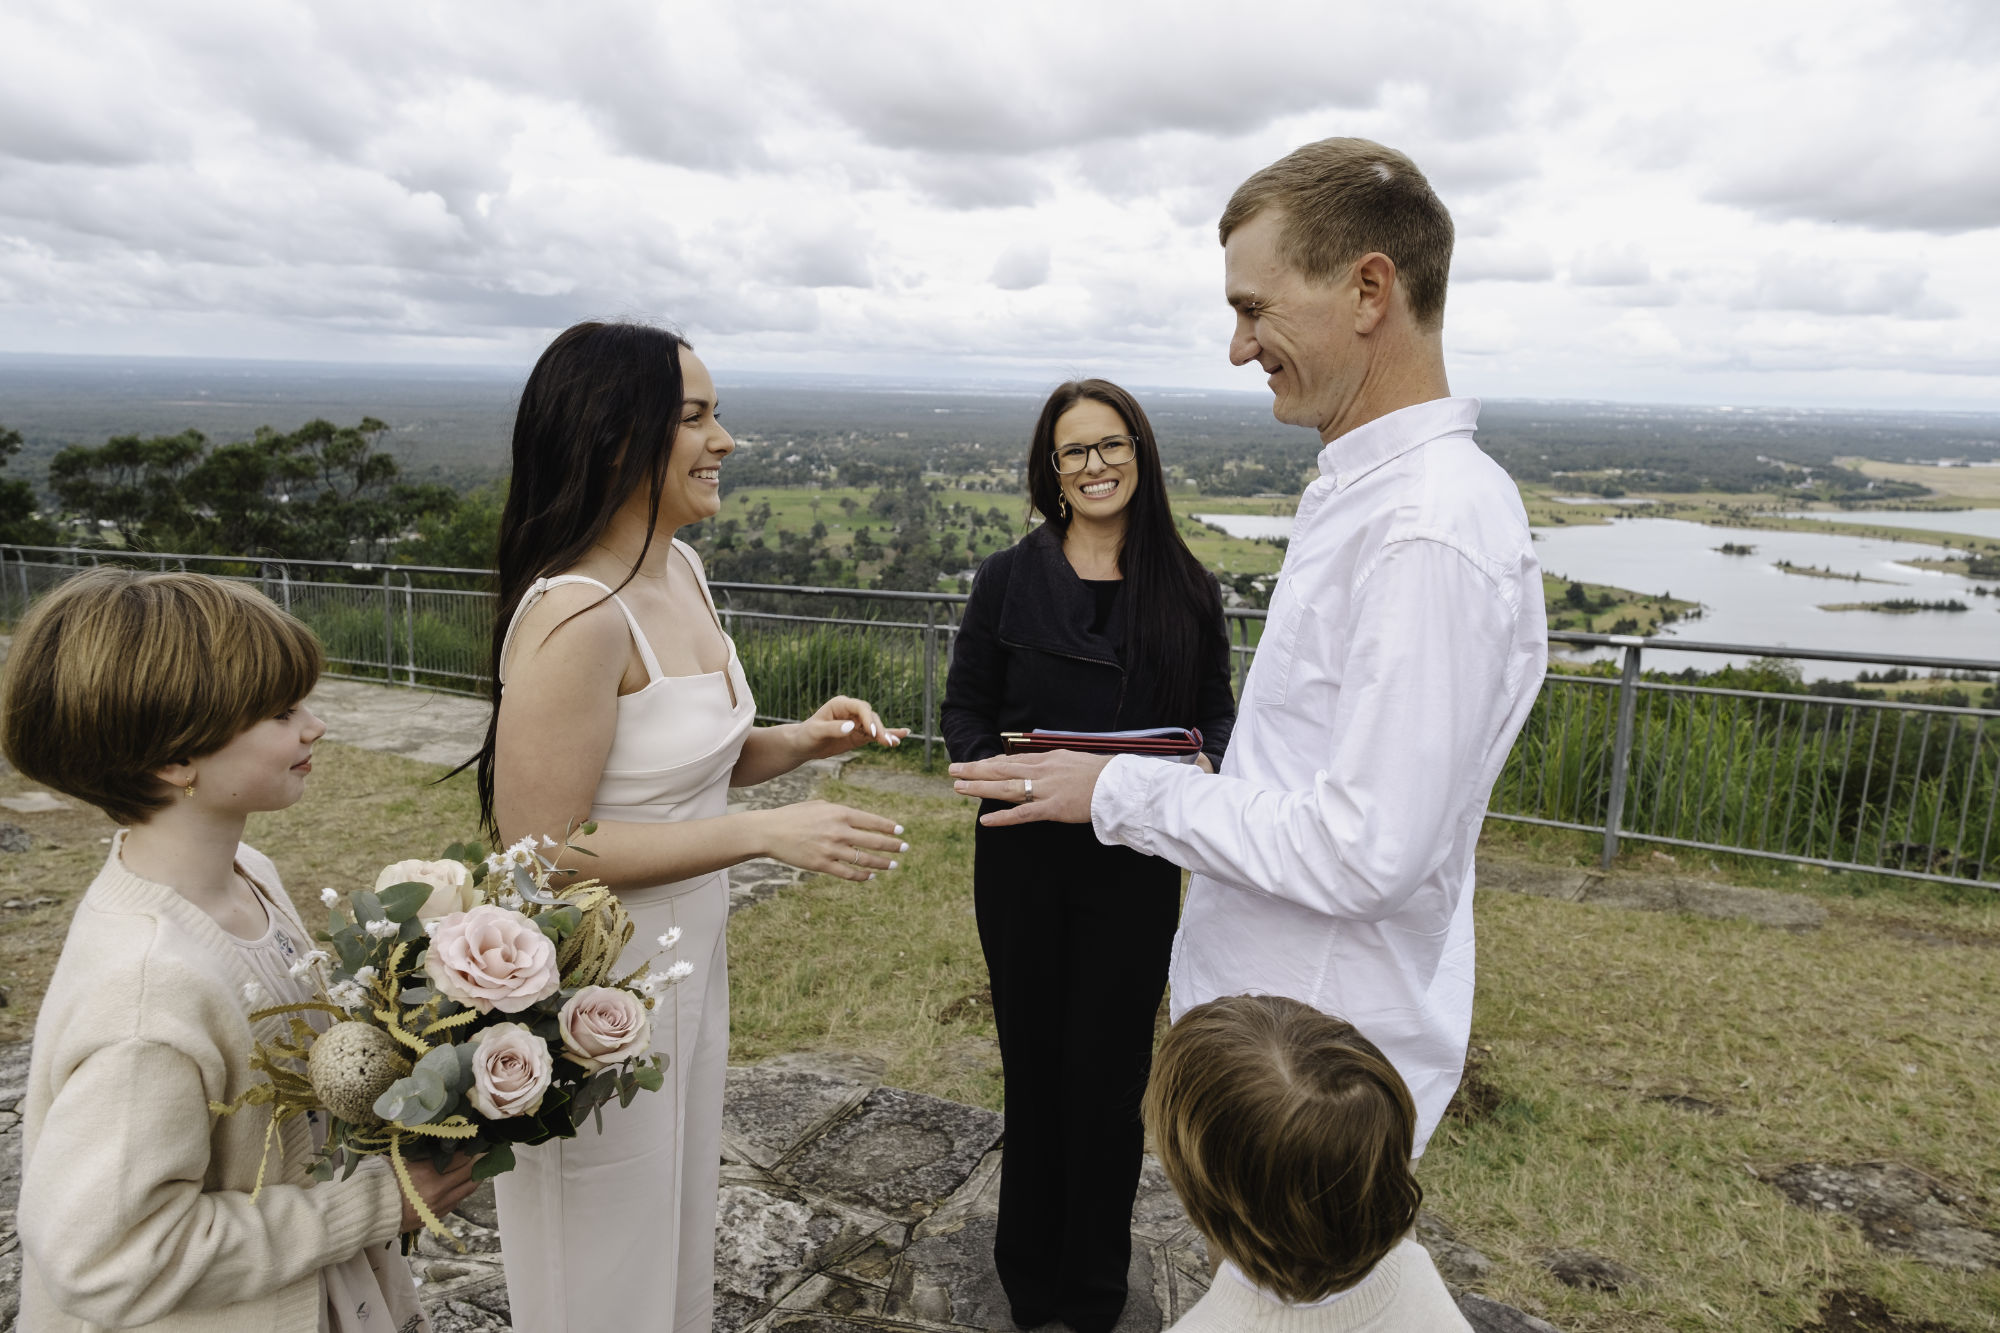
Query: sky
2 0 1997 411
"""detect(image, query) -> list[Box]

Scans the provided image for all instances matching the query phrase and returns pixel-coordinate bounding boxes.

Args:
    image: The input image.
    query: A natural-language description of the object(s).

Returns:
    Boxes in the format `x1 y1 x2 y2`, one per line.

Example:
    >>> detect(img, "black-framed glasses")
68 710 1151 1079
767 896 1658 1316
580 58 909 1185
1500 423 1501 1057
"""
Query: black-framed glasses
1052 436 1137 474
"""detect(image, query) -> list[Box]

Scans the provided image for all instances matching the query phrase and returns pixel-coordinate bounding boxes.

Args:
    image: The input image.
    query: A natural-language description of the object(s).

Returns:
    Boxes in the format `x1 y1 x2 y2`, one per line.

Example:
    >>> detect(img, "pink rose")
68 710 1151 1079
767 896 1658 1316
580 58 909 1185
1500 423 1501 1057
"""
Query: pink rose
423 905 560 1014
467 1023 553 1119
374 858 476 922
558 986 652 1071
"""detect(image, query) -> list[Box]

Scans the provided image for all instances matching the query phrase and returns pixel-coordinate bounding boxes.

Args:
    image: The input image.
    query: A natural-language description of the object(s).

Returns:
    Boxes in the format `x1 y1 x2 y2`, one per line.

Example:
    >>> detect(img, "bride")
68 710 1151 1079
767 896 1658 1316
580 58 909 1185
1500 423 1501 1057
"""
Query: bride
472 320 909 1331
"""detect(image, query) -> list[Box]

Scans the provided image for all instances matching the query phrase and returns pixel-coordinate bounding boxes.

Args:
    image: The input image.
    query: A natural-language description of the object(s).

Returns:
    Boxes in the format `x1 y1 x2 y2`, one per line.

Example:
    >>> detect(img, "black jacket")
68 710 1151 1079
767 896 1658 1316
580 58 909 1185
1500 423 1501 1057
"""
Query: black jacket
942 523 1237 769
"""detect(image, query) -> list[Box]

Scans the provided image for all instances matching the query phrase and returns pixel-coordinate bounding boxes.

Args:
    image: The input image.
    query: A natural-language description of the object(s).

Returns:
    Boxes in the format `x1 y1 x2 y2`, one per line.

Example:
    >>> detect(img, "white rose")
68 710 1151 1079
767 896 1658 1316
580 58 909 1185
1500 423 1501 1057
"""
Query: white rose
557 986 652 1071
466 1022 554 1120
374 859 476 922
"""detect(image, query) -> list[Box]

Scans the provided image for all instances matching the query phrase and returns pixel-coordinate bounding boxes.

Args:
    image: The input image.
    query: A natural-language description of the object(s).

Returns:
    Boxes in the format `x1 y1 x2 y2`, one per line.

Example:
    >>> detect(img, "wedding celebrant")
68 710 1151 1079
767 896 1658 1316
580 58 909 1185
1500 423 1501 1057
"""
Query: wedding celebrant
951 138 1547 1157
941 379 1235 1333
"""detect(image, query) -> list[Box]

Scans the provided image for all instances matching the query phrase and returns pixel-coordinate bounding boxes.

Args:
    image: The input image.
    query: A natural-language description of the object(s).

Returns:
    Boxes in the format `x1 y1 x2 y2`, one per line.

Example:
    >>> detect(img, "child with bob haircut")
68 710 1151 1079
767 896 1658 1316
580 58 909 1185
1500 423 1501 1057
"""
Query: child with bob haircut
1143 995 1470 1332
3 568 478 1333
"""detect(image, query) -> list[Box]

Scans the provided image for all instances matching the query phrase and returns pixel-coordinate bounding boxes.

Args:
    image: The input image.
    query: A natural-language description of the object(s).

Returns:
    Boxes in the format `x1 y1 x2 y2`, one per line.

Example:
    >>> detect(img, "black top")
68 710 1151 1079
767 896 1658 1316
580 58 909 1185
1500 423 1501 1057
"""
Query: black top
1083 578 1123 640
942 523 1236 771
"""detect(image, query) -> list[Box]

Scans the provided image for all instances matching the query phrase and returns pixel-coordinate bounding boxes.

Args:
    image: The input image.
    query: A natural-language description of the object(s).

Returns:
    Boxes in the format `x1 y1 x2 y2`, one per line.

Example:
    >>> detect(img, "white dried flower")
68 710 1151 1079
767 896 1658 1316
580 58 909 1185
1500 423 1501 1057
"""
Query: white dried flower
320 887 339 907
241 980 265 1006
656 927 682 950
497 890 524 911
352 966 378 986
424 919 442 936
327 978 368 1011
287 949 331 980
541 834 557 847
364 919 400 940
664 960 694 982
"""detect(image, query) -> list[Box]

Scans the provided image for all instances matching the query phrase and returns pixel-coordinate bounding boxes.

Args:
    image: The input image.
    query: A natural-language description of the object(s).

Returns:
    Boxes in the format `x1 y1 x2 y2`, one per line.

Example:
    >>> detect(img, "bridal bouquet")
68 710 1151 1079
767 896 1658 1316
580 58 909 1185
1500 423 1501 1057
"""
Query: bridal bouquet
215 826 688 1246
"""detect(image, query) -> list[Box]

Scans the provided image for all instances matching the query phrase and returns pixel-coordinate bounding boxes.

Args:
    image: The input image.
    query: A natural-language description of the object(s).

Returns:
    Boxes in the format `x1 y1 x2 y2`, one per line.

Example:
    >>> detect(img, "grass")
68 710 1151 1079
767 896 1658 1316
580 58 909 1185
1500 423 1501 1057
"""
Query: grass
4 741 1997 1329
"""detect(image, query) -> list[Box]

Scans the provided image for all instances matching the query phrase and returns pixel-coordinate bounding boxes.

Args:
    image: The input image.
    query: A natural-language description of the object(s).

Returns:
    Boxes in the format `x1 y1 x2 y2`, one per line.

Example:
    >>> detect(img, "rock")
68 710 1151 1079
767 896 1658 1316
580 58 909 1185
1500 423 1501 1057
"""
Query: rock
1541 1248 1643 1293
1415 1210 1494 1286
0 793 67 814
1767 1161 2000 1271
0 826 28 854
722 1063 875 1171
712 1176 904 1306
783 1086 1003 1222
1458 1291 1564 1333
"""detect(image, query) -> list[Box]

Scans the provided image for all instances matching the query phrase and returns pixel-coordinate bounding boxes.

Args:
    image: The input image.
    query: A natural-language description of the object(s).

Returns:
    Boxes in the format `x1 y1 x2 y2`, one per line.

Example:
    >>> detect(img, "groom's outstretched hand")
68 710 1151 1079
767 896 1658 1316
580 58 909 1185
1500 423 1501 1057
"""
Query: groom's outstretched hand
950 751 1111 826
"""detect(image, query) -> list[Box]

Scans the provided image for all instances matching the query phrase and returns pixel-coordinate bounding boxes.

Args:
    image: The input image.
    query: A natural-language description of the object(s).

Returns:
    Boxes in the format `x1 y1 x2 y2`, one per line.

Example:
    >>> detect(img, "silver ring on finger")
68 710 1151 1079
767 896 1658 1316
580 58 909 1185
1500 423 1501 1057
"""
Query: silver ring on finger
1022 778 1034 799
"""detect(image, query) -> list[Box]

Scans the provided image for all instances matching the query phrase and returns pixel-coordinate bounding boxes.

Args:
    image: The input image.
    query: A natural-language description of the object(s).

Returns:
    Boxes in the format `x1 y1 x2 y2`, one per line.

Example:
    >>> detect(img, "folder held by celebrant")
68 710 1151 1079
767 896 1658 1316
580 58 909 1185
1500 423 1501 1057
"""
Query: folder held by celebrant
1001 726 1203 759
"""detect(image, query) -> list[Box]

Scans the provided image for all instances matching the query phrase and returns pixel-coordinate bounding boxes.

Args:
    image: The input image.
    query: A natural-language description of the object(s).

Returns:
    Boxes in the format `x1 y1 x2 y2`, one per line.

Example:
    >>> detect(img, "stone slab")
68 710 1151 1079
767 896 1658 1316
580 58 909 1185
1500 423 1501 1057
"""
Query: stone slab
723 1064 878 1171
781 1087 1003 1224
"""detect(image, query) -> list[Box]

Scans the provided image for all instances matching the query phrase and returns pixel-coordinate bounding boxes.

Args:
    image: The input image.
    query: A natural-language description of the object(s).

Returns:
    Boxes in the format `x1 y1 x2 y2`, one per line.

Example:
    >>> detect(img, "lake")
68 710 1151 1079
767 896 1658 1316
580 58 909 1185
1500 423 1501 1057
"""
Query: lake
1784 508 2000 542
1533 518 1999 675
1197 511 2000 677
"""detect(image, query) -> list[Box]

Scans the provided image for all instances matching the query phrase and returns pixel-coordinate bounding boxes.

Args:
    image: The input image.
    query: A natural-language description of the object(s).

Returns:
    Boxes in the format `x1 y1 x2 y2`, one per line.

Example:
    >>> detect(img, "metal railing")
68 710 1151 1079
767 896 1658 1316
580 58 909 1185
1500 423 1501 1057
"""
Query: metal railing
2 546 1995 889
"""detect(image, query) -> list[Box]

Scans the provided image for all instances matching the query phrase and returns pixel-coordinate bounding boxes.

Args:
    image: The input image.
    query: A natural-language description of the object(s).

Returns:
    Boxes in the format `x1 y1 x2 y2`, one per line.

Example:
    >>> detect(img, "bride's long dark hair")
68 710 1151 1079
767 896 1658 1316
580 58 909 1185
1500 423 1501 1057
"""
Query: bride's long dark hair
1024 379 1225 723
471 321 692 835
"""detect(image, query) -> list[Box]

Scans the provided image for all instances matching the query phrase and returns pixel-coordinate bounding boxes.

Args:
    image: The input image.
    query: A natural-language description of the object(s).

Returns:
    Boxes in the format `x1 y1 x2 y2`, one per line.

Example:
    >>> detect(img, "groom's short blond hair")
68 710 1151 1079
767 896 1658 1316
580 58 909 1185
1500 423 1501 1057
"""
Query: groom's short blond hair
1219 137 1455 329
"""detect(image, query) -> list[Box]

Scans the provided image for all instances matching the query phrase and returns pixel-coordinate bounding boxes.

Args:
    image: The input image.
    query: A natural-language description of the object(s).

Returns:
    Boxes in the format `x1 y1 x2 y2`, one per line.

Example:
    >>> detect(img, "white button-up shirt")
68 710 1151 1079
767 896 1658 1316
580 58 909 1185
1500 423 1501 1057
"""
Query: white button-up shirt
1092 396 1545 1154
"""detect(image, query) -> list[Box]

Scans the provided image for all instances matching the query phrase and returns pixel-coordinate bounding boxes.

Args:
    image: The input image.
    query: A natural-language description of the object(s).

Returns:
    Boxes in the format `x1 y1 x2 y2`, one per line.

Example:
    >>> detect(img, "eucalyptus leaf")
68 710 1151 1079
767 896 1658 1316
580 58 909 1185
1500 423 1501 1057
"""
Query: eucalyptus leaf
631 1063 664 1093
413 1042 467 1096
378 881 430 923
351 890 386 926
399 985 435 1005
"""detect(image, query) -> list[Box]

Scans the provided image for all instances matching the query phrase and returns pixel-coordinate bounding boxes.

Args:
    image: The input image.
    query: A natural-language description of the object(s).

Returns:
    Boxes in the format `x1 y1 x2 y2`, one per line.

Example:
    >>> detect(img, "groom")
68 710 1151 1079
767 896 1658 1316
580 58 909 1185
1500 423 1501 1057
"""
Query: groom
951 138 1545 1156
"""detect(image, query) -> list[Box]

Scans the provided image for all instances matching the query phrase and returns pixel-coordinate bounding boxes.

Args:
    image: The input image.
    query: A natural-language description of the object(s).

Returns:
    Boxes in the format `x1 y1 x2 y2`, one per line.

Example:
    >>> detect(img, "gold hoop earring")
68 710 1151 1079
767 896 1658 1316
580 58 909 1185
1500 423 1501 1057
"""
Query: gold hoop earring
1058 495 1068 520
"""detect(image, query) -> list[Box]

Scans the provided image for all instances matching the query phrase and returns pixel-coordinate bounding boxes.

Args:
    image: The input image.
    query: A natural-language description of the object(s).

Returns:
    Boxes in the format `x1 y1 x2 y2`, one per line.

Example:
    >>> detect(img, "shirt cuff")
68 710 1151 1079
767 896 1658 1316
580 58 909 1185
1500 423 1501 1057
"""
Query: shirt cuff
1090 753 1164 856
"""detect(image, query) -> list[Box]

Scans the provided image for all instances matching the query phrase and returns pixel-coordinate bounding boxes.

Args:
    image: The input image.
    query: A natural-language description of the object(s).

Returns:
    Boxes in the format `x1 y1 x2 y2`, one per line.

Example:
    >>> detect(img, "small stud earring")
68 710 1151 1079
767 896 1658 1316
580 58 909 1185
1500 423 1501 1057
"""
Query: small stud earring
183 779 197 798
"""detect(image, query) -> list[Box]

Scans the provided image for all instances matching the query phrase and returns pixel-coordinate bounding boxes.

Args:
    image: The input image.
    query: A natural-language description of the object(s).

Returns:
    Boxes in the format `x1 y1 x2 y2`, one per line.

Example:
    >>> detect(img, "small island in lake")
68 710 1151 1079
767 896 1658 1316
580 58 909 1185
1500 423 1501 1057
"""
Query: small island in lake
1775 559 1900 584
1818 598 1970 613
1716 542 1756 555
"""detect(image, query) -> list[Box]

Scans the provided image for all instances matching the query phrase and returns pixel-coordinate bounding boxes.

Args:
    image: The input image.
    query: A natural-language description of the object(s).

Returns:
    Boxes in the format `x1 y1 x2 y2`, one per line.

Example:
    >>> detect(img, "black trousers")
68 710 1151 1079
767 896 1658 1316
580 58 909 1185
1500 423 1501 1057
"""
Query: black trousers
973 819 1182 1333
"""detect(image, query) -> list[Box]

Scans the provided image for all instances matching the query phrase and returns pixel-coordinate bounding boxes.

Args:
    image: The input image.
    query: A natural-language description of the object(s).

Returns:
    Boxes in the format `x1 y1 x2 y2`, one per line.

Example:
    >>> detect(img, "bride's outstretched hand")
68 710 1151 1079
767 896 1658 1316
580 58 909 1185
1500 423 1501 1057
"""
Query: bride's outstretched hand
799 695 910 759
755 800 908 881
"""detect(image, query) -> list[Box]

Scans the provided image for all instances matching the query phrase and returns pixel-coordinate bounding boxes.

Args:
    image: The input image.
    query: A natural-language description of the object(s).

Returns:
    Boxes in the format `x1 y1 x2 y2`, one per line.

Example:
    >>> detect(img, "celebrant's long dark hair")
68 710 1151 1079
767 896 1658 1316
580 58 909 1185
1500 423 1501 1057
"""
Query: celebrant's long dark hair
470 320 692 835
1024 379 1225 722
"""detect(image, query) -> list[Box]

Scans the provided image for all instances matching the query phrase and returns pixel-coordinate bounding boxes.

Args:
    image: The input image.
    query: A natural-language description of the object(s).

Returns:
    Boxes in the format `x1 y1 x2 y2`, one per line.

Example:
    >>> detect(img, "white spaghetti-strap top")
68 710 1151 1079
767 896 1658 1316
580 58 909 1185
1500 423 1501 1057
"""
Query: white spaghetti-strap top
498 540 755 829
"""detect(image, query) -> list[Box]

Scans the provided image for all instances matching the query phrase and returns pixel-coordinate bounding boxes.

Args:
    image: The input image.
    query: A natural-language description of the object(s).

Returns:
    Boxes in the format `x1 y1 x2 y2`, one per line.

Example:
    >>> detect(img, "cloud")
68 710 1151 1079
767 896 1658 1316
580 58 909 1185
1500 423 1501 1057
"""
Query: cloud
990 244 1050 291
764 227 875 290
1452 240 1556 283
1570 244 1652 286
1734 257 1960 320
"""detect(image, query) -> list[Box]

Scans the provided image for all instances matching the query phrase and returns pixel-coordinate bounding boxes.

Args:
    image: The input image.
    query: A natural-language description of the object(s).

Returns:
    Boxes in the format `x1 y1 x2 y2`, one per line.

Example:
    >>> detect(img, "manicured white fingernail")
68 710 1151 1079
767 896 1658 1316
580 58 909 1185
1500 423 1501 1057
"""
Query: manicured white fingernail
840 720 856 734
899 841 910 853
869 723 878 737
888 860 899 871
867 872 877 881
894 824 905 835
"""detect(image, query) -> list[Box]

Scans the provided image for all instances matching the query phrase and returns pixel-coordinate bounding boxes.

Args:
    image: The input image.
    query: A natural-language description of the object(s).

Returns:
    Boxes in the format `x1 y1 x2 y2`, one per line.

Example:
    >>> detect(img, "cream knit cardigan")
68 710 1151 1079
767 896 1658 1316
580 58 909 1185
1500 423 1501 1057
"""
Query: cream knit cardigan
18 841 403 1332
1171 1240 1472 1333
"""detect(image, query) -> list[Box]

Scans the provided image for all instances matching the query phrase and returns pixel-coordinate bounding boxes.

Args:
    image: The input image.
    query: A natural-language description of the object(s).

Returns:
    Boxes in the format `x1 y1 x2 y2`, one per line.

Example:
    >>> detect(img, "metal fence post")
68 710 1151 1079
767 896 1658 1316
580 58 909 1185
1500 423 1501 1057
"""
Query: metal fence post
402 573 417 686
922 599 939 771
1601 638 1644 867
381 570 395 683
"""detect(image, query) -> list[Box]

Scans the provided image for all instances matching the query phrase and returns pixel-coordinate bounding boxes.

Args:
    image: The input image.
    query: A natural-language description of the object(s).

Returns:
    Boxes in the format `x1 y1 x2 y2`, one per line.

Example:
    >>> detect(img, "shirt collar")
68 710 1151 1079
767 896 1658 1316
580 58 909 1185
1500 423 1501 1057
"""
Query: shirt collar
1316 396 1481 491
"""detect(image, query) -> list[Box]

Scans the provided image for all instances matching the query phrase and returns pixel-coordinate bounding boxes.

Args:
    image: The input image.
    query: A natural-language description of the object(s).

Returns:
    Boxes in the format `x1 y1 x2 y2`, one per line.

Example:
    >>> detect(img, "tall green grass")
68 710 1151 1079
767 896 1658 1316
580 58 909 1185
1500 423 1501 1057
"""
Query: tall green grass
1497 680 1999 882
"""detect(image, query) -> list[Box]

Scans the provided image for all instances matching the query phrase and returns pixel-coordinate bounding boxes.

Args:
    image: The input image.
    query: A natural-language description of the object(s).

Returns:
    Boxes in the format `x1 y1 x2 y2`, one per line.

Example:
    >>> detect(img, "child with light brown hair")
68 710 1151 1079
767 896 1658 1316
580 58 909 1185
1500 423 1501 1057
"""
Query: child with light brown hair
3 568 477 1333
1143 995 1471 1332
